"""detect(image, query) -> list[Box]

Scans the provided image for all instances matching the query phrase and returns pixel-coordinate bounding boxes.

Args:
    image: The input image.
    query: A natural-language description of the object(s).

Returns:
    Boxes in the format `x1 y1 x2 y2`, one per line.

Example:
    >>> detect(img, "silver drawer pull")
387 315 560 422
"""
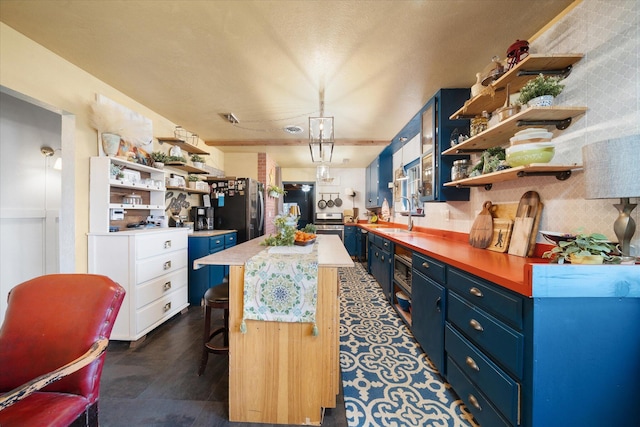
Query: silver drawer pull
164 240 172 249
422 262 429 269
381 255 385 262
375 251 379 257
468 394 482 411
435 297 442 312
163 260 172 270
469 287 483 297
163 302 172 312
469 319 484 332
465 356 480 372
163 281 172 291
383 242 389 247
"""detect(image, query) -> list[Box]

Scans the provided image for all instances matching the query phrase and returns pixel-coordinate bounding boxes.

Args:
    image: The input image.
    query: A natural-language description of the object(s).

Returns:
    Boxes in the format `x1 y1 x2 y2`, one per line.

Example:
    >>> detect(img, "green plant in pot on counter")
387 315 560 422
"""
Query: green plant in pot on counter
262 215 298 246
151 151 168 168
542 232 618 264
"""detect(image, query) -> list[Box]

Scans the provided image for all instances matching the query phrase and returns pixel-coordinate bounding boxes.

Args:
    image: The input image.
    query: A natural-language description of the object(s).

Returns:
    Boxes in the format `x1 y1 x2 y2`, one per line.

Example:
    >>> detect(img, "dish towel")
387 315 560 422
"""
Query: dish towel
241 243 319 336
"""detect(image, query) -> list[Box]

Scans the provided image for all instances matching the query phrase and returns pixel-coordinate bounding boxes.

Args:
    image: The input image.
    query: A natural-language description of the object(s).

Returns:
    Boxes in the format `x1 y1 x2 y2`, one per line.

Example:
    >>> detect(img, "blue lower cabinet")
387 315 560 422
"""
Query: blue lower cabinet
188 232 237 306
344 226 357 256
411 270 446 373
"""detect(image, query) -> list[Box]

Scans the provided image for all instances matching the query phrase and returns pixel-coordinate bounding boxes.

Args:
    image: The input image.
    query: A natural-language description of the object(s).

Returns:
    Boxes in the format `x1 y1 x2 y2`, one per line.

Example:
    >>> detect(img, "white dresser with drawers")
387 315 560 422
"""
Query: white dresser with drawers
88 228 189 341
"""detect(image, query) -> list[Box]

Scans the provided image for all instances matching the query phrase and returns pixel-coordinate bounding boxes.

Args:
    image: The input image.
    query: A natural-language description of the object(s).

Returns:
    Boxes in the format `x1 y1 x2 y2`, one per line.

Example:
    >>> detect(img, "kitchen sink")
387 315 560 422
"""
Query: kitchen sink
379 228 413 234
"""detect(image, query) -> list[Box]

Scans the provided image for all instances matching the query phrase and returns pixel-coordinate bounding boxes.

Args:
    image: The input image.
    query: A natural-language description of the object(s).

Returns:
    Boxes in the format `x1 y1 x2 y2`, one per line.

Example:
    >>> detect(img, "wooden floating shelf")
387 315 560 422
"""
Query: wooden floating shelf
164 162 208 174
444 164 582 190
109 180 165 192
157 137 209 155
450 54 584 119
166 185 210 195
442 107 587 155
108 203 164 210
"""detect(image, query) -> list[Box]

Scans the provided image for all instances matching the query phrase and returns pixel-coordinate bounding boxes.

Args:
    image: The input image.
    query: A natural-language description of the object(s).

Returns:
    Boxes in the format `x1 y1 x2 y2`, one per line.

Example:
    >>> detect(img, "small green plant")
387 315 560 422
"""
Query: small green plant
518 74 565 105
190 154 205 163
542 232 617 264
110 163 125 179
151 151 168 163
302 223 317 233
262 215 298 246
166 155 187 163
267 185 286 197
187 174 199 182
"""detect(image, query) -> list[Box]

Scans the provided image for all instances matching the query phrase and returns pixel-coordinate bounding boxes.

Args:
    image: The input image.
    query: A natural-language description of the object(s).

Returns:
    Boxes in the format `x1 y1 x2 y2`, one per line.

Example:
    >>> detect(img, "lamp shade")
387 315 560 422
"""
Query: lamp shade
582 139 640 199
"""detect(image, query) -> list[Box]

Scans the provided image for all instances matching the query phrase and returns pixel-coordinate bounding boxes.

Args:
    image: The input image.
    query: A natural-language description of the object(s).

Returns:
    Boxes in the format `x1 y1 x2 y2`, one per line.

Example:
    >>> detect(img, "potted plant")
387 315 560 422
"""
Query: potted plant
166 155 187 164
266 185 286 198
150 151 168 168
517 74 565 107
190 154 205 169
187 174 199 189
542 232 617 264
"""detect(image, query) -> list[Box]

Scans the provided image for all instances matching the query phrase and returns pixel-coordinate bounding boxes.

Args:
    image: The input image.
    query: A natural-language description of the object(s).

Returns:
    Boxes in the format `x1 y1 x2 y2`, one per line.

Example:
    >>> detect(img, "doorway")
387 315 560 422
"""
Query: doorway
0 86 76 323
283 182 315 229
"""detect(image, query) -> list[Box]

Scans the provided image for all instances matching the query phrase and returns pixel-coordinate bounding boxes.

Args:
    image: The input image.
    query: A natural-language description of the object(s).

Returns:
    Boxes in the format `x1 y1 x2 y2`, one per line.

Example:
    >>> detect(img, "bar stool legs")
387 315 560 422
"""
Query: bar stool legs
198 280 229 376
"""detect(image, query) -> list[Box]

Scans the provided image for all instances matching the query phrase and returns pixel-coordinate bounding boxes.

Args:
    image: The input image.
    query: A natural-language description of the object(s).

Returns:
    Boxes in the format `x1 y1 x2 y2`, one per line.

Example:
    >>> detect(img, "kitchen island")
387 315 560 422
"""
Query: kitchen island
194 235 353 425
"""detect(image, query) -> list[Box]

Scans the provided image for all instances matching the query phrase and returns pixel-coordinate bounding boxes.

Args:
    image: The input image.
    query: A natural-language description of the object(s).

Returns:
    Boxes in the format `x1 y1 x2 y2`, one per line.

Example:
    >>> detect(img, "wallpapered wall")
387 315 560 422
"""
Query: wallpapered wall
402 0 639 251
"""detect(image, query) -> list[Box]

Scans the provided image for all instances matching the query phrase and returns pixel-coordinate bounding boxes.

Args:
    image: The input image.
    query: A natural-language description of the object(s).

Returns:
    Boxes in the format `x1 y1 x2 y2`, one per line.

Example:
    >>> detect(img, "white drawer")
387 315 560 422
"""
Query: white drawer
136 249 187 284
136 231 187 260
136 269 187 309
136 286 188 334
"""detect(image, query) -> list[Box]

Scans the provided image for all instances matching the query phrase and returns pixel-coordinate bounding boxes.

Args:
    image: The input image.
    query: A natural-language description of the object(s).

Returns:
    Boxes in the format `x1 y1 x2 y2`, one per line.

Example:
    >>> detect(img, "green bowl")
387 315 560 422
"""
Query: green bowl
506 147 555 167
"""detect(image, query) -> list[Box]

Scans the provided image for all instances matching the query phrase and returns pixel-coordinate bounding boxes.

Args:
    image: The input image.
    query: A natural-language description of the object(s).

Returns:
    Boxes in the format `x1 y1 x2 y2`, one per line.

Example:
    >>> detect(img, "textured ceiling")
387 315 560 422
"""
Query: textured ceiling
0 0 575 168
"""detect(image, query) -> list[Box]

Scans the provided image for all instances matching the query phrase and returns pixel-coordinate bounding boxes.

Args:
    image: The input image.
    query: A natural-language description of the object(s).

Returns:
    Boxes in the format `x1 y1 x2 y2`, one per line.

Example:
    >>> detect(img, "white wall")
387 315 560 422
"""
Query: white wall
224 152 258 180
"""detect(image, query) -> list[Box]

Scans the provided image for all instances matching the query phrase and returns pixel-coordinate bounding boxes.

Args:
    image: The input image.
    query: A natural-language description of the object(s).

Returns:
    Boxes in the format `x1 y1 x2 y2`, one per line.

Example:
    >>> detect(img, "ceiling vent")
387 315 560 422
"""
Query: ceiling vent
283 125 304 134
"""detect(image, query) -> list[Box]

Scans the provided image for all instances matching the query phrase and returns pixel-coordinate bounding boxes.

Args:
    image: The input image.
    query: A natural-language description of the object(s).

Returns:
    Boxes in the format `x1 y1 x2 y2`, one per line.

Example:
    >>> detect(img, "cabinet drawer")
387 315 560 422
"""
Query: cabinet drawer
448 292 524 378
209 236 225 252
412 252 446 283
446 324 520 425
136 249 188 284
136 231 187 260
224 233 237 247
446 356 512 427
380 237 391 251
448 268 523 330
371 234 382 248
136 286 188 334
136 269 187 309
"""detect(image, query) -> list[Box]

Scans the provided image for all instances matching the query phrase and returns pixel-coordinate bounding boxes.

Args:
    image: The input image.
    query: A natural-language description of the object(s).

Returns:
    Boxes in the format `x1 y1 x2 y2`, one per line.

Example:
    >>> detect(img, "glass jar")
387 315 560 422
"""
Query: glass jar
451 159 470 181
470 115 488 137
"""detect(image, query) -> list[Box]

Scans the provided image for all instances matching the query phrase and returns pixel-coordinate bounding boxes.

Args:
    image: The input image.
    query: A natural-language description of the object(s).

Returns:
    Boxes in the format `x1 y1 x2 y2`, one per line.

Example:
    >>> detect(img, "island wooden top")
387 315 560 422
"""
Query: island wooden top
193 234 354 269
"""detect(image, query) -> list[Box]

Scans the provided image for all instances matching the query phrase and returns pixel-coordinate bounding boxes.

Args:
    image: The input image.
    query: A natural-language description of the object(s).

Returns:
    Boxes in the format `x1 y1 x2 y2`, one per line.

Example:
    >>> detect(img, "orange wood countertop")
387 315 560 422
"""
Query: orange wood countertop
358 222 545 297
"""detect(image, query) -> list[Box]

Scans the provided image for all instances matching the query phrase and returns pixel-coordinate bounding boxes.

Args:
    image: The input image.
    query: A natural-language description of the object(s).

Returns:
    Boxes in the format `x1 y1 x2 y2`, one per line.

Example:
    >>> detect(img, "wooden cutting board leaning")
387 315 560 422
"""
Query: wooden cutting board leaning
487 218 514 253
508 191 543 257
469 201 494 248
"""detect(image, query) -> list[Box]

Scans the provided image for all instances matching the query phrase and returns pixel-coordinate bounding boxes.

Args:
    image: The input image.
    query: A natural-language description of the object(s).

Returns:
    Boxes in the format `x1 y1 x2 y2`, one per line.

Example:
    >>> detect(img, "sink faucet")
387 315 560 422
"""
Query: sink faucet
400 196 413 231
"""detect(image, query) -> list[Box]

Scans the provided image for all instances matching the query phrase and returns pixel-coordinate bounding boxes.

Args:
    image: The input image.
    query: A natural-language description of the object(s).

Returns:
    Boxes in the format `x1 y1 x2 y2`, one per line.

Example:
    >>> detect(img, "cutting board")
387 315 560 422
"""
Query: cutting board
469 201 494 248
487 218 514 253
508 191 541 257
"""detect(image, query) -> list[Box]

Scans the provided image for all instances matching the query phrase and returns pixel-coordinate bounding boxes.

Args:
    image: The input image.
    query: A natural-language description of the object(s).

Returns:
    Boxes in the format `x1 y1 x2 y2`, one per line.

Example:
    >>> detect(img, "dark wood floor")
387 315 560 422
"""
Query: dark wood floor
99 306 348 427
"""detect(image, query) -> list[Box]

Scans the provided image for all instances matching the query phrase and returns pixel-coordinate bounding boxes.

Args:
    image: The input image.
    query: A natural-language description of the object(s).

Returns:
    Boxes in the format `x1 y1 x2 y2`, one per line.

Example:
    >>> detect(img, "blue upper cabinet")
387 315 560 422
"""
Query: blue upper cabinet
365 152 392 208
419 88 470 202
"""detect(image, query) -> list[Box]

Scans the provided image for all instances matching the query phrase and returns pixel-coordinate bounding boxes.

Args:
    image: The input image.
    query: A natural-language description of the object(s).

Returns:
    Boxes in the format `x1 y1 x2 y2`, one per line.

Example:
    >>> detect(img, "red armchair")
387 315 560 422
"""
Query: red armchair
0 274 125 427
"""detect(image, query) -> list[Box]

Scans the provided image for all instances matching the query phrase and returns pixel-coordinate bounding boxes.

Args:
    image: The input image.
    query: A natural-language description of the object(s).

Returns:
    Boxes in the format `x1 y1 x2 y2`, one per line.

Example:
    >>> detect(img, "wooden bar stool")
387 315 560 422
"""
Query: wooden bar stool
198 278 229 376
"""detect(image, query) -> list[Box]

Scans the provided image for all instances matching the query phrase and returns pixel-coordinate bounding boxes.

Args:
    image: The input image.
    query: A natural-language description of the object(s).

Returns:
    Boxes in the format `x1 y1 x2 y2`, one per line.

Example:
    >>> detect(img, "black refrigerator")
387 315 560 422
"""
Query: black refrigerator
212 177 265 243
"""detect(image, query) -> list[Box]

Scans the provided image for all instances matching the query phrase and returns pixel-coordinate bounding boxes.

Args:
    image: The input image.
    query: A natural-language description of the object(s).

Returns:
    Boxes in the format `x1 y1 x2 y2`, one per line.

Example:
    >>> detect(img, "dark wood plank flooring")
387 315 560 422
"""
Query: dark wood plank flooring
99 307 348 427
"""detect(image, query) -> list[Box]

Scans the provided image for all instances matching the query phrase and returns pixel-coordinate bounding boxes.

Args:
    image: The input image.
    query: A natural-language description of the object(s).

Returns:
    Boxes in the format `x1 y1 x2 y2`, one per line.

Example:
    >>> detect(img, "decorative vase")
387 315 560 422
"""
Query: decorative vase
101 132 121 156
269 190 280 198
527 95 554 107
193 162 204 169
153 162 164 169
188 181 198 189
569 254 604 264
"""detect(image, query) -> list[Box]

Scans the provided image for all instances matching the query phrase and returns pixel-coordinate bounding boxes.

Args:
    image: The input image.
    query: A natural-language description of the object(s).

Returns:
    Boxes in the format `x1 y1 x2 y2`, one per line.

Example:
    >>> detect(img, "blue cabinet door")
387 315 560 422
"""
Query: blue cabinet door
344 227 357 256
188 237 210 306
412 270 446 373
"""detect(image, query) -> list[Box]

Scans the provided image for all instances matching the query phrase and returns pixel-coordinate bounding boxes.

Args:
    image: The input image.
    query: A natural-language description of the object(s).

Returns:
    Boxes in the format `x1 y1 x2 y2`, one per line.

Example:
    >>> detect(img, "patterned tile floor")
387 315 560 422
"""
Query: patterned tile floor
339 263 478 427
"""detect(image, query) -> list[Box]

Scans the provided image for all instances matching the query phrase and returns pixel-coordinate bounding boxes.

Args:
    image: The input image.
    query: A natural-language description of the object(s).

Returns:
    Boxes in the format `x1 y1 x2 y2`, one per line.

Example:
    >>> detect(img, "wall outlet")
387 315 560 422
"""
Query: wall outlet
441 209 450 222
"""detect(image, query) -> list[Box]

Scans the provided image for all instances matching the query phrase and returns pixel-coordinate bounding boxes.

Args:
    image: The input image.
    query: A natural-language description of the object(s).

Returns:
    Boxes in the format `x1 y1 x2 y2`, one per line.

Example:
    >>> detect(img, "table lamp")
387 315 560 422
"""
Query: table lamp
582 139 640 256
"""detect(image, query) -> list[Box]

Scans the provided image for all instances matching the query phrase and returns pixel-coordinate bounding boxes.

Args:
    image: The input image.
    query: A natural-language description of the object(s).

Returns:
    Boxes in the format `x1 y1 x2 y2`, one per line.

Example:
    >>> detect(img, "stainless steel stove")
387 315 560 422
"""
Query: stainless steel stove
314 212 344 241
